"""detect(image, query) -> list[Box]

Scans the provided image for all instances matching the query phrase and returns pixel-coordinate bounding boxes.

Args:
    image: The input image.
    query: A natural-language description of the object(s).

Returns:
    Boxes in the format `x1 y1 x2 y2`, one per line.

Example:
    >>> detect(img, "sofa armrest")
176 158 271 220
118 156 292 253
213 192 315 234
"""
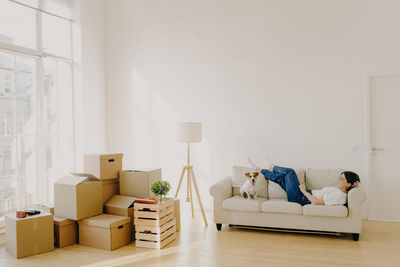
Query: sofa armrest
209 176 232 200
347 187 366 218
348 187 366 206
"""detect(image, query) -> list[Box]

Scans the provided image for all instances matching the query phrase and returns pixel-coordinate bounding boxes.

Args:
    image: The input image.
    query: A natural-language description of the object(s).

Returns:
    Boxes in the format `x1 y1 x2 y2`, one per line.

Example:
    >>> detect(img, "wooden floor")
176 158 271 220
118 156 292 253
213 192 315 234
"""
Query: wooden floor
1 211 400 267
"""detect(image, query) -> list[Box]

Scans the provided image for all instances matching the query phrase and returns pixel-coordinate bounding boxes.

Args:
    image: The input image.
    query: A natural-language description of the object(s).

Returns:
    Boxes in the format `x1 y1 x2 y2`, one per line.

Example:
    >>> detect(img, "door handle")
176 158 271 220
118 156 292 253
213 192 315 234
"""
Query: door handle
372 147 384 151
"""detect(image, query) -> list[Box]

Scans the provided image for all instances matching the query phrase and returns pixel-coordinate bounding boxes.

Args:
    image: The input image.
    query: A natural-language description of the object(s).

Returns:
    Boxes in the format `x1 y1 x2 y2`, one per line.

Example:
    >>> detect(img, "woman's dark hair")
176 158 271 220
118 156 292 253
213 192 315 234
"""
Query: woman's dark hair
341 171 360 192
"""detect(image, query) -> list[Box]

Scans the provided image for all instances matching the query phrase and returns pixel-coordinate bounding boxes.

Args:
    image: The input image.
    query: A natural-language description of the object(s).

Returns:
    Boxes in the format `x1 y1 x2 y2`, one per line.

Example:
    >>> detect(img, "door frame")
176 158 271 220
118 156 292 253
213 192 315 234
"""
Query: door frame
366 72 400 221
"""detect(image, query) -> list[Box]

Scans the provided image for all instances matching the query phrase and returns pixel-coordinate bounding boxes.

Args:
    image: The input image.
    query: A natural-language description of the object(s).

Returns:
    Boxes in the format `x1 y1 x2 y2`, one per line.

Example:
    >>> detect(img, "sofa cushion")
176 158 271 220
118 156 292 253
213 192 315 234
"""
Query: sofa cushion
303 204 348 217
232 166 268 198
222 195 267 212
261 199 303 215
267 168 305 200
306 168 344 190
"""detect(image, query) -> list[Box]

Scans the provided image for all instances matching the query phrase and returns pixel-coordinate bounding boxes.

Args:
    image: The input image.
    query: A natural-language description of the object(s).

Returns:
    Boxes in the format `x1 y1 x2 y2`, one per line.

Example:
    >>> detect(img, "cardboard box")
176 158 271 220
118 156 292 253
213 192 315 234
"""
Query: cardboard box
104 195 136 241
120 169 162 198
35 202 54 214
54 174 102 220
102 178 120 204
79 214 130 251
84 153 123 180
174 199 180 232
5 211 54 258
54 217 77 248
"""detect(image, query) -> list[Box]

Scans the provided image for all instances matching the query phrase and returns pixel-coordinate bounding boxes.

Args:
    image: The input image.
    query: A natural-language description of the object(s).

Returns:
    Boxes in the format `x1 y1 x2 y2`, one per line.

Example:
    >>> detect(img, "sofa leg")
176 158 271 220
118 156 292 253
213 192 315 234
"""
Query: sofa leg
352 233 360 241
216 224 222 231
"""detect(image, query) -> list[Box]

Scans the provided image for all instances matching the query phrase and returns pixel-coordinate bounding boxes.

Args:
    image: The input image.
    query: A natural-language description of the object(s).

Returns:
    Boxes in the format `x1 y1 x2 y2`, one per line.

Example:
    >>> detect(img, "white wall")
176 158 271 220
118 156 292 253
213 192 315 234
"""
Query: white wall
73 0 107 171
104 0 400 215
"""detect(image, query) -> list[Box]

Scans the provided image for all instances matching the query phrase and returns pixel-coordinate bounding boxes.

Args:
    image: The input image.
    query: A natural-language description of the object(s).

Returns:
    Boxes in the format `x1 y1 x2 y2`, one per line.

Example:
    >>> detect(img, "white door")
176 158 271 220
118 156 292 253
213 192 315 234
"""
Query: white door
369 75 400 221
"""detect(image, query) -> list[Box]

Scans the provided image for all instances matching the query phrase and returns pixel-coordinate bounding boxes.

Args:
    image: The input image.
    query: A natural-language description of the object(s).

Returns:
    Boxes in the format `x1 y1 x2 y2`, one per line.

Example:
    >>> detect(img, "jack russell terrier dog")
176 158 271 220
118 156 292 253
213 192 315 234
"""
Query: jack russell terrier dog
240 171 259 200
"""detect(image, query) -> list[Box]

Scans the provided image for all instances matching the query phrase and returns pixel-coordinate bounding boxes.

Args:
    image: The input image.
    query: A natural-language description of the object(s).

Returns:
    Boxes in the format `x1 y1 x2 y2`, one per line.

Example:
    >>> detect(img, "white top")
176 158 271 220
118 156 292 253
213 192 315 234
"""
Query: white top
311 187 347 205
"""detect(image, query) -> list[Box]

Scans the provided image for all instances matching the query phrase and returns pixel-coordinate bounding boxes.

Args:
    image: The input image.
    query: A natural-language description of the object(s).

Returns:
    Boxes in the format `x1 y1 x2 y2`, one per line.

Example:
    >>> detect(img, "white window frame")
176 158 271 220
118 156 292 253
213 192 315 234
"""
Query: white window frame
0 0 75 215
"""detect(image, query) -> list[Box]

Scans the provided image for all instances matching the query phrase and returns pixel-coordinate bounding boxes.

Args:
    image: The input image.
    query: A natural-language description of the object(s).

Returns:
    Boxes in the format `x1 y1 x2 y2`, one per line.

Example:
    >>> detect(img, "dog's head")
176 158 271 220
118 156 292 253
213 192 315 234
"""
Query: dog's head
245 171 259 185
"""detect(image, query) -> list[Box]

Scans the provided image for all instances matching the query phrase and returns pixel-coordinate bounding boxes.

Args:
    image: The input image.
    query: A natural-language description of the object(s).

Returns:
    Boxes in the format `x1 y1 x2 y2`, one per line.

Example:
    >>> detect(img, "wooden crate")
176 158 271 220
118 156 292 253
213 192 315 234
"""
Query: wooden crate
134 198 176 249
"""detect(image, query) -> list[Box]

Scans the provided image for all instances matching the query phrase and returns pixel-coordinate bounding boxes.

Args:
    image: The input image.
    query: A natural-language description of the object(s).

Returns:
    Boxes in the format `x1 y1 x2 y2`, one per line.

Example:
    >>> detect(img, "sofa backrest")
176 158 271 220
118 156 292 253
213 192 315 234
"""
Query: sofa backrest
268 169 305 200
305 168 344 190
231 166 268 198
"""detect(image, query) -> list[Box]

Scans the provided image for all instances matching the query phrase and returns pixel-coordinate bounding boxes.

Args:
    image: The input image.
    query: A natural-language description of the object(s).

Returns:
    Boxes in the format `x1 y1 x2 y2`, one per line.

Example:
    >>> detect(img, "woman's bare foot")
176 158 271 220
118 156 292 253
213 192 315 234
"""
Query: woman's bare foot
265 156 275 171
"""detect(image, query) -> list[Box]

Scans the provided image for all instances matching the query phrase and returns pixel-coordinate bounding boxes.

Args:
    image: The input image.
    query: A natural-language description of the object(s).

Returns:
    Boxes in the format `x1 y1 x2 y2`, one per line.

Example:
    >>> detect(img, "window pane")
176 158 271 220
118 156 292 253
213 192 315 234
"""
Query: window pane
44 96 57 134
0 137 17 179
0 52 14 94
58 61 73 176
0 1 36 49
43 59 57 135
42 13 71 58
16 56 36 95
43 59 56 96
45 135 58 202
16 95 36 135
0 96 13 136
0 189 17 215
18 136 37 177
17 175 36 208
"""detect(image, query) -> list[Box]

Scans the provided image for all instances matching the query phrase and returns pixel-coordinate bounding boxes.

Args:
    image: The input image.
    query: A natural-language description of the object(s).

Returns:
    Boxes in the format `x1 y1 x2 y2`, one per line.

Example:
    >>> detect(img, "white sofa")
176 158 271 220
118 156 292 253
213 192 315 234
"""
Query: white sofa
209 166 366 241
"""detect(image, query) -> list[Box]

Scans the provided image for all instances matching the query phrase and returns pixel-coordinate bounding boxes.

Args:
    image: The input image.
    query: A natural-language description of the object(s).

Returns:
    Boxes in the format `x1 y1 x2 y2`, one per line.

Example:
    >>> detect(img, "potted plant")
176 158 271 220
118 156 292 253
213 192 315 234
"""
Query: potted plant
151 180 171 203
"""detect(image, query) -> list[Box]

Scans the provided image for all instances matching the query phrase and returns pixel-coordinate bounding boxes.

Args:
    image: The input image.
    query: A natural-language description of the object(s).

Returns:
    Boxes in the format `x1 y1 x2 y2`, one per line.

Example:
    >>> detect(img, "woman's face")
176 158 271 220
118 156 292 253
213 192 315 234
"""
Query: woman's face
338 173 351 190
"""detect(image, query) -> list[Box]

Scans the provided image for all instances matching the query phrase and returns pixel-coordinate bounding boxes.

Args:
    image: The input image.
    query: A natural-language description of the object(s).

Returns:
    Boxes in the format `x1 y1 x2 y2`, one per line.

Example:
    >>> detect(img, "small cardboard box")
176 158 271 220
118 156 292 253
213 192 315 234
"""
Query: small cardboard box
5 211 54 258
54 174 102 221
84 153 123 180
174 199 180 232
120 169 162 198
54 217 77 248
78 214 130 251
102 178 120 204
104 195 136 241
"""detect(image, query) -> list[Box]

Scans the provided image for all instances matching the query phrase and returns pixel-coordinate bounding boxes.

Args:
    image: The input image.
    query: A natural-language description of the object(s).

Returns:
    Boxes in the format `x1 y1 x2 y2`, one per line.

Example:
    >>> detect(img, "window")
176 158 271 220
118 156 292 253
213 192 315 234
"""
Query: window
0 0 74 216
0 1 36 49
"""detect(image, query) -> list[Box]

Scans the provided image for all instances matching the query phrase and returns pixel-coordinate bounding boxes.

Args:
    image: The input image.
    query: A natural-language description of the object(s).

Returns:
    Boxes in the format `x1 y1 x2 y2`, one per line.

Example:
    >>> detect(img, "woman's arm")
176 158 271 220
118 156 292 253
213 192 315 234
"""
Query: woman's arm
299 184 325 205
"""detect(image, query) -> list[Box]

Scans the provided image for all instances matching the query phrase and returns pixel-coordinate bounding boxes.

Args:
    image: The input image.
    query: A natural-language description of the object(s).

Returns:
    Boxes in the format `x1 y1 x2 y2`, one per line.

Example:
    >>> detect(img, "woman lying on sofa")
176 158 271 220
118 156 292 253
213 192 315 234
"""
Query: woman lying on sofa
250 158 360 206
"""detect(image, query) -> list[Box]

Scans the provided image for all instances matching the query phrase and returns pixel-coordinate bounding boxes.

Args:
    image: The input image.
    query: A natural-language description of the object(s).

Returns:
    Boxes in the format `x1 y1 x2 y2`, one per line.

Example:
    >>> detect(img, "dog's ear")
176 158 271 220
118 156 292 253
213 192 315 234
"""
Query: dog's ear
245 172 250 178
253 172 259 178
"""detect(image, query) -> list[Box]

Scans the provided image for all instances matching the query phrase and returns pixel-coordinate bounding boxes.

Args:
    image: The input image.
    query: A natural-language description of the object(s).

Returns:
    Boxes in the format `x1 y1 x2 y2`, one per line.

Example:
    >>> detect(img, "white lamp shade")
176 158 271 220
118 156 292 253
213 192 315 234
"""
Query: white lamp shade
177 122 202 143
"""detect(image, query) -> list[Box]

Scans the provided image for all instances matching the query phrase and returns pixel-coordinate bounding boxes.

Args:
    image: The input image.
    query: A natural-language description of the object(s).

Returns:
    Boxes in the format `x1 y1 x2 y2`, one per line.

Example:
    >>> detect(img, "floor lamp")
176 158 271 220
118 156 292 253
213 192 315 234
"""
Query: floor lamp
175 122 208 226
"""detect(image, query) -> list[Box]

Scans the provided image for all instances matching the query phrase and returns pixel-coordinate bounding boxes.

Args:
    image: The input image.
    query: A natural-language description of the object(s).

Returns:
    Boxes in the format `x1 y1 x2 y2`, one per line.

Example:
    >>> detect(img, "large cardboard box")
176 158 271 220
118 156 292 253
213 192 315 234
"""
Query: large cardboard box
120 169 162 198
174 199 180 232
84 153 123 180
54 174 102 221
104 195 136 241
102 178 120 204
54 217 77 248
79 214 130 251
5 211 54 258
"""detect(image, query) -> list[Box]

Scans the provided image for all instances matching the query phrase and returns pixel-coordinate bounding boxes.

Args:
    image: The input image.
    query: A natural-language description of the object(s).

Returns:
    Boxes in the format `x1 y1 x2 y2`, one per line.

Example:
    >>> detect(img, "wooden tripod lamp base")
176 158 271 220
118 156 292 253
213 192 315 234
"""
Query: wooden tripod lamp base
174 165 208 226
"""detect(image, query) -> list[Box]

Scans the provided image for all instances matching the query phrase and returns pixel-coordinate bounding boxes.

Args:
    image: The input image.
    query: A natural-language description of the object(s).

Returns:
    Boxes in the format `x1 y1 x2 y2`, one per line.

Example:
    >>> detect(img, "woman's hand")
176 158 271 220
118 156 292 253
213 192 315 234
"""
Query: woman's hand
299 184 325 205
299 184 307 193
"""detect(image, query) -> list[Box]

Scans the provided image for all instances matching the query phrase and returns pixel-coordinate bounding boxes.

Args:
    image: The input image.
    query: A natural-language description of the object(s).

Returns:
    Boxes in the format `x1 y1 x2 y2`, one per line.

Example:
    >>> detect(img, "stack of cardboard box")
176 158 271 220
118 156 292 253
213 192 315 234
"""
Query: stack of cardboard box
5 152 180 258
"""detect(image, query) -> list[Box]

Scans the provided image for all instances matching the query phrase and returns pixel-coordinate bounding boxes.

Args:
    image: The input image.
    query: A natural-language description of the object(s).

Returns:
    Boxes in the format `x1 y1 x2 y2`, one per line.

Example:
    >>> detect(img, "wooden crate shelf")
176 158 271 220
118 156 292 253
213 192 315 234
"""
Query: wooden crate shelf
134 198 176 249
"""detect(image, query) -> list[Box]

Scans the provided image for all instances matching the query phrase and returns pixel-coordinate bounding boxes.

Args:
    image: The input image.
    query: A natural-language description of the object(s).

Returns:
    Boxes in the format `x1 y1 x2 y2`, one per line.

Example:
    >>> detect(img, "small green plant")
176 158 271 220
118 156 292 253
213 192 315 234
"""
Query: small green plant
151 180 171 203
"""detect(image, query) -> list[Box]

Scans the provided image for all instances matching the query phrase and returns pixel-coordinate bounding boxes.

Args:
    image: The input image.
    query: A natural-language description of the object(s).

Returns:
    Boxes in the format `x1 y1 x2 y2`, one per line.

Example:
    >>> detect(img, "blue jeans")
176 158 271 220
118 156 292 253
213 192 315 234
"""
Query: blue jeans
261 165 311 206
